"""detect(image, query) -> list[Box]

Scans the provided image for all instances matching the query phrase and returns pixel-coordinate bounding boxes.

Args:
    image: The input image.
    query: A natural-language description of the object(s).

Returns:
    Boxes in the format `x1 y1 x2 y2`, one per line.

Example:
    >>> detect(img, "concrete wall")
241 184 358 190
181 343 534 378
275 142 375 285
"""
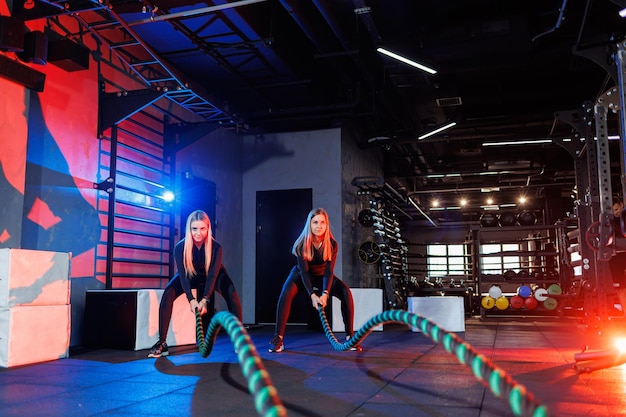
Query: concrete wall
175 128 244 312
340 127 383 288
241 129 342 323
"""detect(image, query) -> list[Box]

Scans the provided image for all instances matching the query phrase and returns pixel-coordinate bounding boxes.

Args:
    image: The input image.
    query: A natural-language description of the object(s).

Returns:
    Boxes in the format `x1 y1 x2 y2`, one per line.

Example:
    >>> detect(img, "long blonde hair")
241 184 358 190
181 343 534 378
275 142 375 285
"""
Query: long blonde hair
292 208 333 262
183 210 213 277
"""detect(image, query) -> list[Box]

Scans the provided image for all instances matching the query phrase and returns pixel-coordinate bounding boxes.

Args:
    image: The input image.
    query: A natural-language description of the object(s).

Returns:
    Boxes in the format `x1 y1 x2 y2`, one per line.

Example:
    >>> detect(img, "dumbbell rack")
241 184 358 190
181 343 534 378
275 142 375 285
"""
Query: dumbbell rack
368 199 409 309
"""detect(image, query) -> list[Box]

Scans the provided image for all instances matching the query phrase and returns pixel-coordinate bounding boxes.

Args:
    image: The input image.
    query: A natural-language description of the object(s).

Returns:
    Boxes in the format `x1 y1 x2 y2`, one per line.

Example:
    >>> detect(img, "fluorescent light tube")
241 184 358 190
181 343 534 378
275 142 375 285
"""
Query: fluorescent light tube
377 47 437 74
482 139 552 147
418 122 457 140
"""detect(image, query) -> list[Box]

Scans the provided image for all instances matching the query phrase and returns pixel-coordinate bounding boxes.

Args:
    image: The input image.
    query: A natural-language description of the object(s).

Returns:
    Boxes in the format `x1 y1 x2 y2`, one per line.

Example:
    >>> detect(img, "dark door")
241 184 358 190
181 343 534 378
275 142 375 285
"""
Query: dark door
179 176 217 237
255 189 312 324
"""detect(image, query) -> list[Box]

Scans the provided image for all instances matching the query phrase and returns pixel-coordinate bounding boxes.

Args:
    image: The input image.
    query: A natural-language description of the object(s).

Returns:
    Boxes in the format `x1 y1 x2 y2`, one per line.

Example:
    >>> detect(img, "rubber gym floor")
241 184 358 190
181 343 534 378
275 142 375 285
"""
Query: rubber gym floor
1 316 625 417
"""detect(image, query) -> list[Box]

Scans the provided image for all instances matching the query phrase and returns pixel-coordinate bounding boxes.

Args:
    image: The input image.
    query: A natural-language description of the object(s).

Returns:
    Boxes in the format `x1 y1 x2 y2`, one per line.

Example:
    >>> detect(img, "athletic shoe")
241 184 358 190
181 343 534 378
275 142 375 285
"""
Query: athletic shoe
268 335 284 353
346 335 363 352
148 340 169 358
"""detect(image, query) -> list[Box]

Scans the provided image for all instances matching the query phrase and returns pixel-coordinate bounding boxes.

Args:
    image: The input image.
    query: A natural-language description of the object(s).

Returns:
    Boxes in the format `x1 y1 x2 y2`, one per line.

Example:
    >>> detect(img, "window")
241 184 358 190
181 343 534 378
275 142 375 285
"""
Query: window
480 243 521 275
426 244 468 277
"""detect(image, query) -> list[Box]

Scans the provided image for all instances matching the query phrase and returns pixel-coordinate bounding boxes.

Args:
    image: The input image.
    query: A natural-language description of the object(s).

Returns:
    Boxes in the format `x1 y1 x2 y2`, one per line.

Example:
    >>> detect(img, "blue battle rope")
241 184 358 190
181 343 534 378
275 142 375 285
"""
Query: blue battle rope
194 308 550 417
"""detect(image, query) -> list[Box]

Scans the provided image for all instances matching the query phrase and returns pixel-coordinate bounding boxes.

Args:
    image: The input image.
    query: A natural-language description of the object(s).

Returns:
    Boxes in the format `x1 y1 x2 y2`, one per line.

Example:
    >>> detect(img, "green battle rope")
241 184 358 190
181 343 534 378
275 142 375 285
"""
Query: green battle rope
317 307 550 417
194 308 550 417
195 310 287 417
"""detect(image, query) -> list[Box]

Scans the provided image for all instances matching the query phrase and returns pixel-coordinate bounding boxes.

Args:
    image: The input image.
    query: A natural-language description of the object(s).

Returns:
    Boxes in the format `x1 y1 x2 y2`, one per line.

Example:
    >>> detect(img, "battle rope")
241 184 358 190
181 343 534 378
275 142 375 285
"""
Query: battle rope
192 308 550 417
317 307 550 417
195 310 287 417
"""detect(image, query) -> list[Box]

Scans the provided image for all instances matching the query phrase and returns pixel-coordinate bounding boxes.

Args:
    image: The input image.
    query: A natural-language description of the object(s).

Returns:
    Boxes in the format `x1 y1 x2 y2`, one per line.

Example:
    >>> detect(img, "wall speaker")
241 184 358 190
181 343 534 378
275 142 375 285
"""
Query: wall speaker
47 38 90 72
17 31 48 65
0 16 25 52
0 54 45 91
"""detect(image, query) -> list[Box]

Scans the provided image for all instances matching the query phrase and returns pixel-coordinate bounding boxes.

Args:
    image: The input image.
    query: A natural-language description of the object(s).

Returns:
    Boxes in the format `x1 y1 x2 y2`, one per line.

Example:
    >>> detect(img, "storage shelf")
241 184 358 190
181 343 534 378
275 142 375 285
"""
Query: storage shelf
472 223 569 317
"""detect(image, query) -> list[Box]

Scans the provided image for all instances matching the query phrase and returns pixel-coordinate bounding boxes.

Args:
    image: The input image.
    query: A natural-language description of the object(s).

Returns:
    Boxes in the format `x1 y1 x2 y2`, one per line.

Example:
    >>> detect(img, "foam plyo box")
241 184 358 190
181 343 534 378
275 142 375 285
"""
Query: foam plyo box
0 248 71 307
0 304 70 368
408 296 465 333
137 289 197 350
84 289 197 351
332 288 383 332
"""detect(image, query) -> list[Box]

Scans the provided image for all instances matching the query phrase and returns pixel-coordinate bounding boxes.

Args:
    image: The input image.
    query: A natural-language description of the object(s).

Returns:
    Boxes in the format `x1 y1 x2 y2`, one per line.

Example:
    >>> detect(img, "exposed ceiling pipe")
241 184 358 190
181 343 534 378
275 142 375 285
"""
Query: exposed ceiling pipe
310 0 375 84
408 182 574 195
532 0 568 42
409 168 547 178
407 196 438 227
277 0 336 52
280 0 412 132
126 0 268 26
527 167 546 186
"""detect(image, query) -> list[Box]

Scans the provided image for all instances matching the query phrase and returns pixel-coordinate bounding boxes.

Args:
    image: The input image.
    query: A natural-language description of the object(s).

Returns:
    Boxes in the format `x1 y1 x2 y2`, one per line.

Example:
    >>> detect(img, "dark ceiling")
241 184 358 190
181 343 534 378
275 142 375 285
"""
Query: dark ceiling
14 0 626 225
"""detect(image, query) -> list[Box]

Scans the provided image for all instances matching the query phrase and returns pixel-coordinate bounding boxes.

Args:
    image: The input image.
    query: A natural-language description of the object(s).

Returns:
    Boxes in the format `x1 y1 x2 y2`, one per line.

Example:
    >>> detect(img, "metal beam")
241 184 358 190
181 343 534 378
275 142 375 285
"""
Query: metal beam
126 0 268 26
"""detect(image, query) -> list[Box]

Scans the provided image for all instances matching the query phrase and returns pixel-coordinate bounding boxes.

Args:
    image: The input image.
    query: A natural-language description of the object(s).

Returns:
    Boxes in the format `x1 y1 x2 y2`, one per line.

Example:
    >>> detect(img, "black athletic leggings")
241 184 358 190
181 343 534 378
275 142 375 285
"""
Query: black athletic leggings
159 266 243 341
274 265 355 337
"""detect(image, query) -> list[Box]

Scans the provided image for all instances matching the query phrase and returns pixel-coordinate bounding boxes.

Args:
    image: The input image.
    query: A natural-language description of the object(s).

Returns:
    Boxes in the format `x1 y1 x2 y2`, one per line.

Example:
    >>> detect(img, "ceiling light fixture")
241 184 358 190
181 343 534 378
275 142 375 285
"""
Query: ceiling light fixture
620 8 626 17
418 122 457 140
482 139 552 147
377 47 437 74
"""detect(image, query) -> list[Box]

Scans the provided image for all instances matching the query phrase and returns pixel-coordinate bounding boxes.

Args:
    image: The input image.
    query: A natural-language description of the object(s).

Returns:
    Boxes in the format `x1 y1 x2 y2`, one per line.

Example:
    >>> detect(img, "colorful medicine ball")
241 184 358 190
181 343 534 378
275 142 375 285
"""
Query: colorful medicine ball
543 298 558 310
488 285 503 299
495 296 510 310
547 284 562 295
524 297 538 310
534 288 549 301
481 296 496 309
510 295 524 309
517 285 532 298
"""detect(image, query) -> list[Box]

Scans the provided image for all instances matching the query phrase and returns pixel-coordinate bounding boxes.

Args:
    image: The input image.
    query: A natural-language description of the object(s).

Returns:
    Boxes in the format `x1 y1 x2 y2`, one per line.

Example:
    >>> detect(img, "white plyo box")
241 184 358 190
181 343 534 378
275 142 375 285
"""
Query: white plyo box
135 289 197 350
408 296 465 333
332 288 383 332
0 248 71 307
0 304 70 368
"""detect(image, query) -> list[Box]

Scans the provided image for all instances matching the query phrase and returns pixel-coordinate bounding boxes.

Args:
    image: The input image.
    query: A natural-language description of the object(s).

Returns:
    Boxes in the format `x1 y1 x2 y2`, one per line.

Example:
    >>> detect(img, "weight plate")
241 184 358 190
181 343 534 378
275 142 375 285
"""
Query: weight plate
357 209 374 227
357 241 381 264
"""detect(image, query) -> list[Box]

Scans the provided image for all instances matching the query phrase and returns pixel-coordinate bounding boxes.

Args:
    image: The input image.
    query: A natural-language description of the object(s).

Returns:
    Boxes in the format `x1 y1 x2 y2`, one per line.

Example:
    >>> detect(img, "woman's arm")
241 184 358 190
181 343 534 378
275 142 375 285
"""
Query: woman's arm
296 254 315 296
321 240 338 294
201 240 223 300
174 240 195 302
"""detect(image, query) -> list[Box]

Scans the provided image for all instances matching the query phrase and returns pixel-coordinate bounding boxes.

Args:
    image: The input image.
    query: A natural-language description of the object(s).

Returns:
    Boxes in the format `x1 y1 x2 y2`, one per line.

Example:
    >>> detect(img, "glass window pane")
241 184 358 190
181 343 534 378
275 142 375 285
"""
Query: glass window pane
448 245 464 256
481 244 499 254
427 245 447 256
